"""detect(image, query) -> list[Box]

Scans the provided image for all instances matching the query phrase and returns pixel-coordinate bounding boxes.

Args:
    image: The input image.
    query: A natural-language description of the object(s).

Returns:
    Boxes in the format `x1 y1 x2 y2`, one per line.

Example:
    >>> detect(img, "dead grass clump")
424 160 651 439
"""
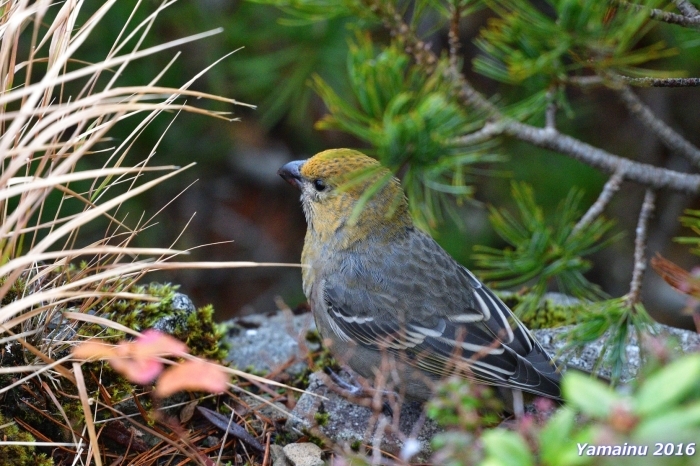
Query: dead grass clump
0 2 296 464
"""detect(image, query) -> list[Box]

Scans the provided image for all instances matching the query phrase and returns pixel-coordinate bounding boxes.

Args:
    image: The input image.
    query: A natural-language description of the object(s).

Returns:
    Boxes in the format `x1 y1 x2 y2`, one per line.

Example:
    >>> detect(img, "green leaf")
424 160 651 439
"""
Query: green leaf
634 401 700 441
563 371 621 418
482 429 534 466
634 354 700 416
540 408 595 466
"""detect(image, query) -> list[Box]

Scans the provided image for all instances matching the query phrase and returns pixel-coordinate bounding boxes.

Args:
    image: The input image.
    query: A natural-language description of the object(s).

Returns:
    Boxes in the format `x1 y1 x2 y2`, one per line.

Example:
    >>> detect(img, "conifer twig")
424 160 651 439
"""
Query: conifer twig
617 85 700 168
570 75 700 88
500 121 700 193
626 189 656 308
621 76 700 87
573 169 625 234
448 4 462 73
674 0 700 18
612 0 700 28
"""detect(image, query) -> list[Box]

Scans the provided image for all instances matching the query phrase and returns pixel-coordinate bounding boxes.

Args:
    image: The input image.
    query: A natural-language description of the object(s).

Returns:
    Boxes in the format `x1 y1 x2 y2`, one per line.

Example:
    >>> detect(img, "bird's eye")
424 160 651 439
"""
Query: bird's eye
313 179 326 192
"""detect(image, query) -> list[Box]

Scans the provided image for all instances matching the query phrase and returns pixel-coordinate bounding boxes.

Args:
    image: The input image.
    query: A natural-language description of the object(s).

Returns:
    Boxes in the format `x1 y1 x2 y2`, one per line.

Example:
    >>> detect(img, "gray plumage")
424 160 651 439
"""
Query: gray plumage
279 149 561 402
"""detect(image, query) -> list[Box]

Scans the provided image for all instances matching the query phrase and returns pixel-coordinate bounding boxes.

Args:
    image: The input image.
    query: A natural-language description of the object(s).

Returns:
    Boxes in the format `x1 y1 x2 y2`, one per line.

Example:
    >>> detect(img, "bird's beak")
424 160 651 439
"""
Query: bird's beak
278 160 305 190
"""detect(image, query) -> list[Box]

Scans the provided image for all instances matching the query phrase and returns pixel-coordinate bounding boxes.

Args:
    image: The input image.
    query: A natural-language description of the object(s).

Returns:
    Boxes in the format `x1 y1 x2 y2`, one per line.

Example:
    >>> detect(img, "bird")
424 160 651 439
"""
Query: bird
278 148 562 406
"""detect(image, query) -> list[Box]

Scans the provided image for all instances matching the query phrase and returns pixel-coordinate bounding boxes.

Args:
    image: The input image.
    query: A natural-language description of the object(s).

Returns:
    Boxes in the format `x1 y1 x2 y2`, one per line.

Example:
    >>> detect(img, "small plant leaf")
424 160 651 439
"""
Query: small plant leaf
563 371 621 418
482 429 534 466
634 354 700 416
634 401 700 441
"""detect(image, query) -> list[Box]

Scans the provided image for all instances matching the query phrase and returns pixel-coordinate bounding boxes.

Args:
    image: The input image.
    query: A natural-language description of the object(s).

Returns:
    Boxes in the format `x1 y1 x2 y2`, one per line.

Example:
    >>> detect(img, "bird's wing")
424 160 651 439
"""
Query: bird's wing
322 230 561 399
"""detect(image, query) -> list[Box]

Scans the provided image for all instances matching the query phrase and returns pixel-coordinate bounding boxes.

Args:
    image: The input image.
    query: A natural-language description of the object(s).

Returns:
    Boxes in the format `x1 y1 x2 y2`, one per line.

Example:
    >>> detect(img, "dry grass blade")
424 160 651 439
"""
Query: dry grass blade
0 1 280 465
64 311 143 338
0 166 178 202
73 362 103 466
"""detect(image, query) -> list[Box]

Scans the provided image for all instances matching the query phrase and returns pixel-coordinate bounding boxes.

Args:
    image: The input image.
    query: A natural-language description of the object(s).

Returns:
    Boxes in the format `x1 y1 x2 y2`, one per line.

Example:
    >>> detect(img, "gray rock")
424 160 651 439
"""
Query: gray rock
239 394 291 423
286 371 440 463
270 444 290 466
226 311 318 377
534 324 700 381
283 442 325 466
151 292 196 334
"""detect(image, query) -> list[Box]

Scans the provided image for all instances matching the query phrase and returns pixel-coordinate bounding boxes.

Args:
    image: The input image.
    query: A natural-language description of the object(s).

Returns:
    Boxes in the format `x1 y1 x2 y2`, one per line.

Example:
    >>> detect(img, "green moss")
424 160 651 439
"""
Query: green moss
79 282 228 361
0 275 27 306
350 439 362 451
183 304 229 360
301 428 326 449
310 346 340 373
498 291 582 329
62 400 85 425
242 365 268 378
0 413 54 465
314 411 330 426
305 329 322 344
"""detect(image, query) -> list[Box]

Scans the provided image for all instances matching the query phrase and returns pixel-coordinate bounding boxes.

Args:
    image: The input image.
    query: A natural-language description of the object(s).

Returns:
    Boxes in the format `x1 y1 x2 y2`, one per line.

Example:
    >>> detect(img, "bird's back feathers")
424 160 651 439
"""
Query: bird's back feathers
319 226 562 399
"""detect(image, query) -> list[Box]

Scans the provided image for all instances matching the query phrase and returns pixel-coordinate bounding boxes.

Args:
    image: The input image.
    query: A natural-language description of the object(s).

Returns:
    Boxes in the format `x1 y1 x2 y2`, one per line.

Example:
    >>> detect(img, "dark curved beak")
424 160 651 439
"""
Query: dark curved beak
278 160 305 190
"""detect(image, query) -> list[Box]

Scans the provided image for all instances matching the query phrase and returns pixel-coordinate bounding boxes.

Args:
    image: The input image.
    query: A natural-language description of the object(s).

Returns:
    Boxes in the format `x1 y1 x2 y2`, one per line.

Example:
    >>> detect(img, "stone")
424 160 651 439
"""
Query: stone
286 371 441 463
226 310 318 378
270 444 290 466
534 323 700 381
283 442 325 466
151 292 196 334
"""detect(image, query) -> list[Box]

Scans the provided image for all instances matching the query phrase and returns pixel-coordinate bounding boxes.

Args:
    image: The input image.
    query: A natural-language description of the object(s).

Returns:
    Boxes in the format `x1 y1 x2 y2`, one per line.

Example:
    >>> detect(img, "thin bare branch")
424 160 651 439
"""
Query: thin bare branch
453 121 505 146
622 76 700 87
573 169 625 234
568 75 604 87
501 121 700 193
448 3 462 72
458 120 700 193
674 0 700 17
618 85 700 167
612 0 700 28
626 189 656 308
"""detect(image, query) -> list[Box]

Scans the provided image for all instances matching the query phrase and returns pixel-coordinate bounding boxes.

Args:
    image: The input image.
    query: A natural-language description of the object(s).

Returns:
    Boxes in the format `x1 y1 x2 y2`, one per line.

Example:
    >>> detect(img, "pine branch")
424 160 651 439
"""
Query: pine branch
626 189 656 308
382 8 700 193
612 0 700 28
364 1 500 116
369 0 700 194
618 85 700 168
456 121 700 193
573 170 625 234
622 76 700 87
448 4 462 73
570 75 700 88
674 0 700 17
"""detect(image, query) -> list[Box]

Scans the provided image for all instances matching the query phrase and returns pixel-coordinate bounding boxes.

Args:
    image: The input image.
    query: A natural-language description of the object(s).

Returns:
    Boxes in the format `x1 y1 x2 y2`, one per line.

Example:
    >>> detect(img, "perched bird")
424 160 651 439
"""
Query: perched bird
278 149 561 405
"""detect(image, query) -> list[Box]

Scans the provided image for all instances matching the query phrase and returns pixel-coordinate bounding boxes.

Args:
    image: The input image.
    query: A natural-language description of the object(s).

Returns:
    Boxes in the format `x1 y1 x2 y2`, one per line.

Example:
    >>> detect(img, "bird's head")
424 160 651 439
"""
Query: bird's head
278 149 411 244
